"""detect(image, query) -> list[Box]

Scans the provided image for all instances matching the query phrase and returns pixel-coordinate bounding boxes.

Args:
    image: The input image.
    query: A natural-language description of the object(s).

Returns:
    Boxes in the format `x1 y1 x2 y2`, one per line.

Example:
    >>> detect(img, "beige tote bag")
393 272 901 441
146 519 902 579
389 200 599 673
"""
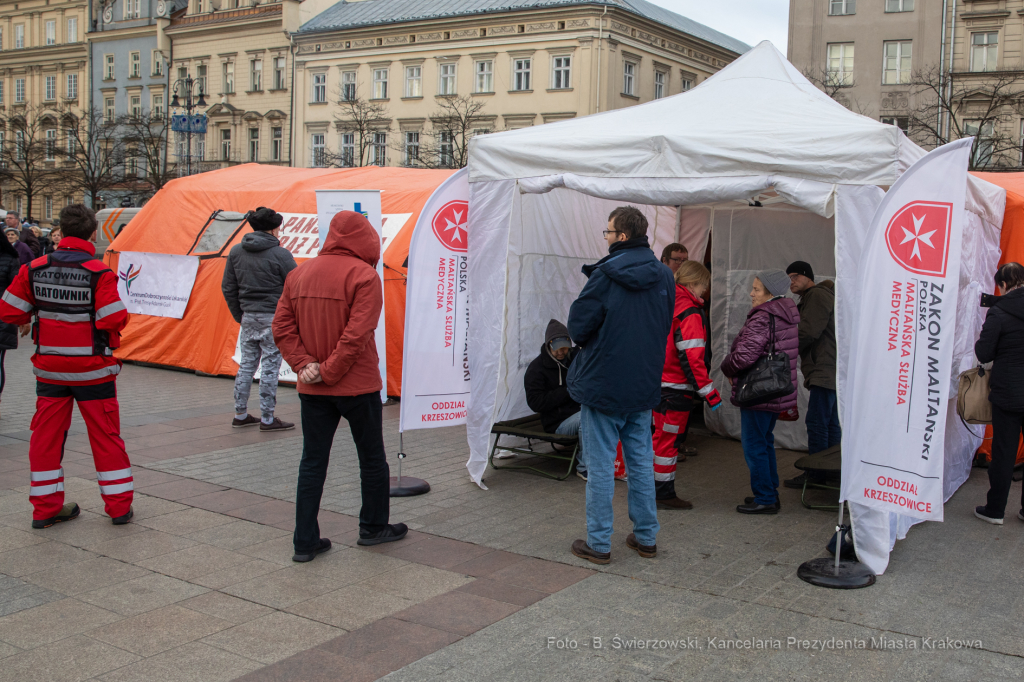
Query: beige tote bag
957 366 992 426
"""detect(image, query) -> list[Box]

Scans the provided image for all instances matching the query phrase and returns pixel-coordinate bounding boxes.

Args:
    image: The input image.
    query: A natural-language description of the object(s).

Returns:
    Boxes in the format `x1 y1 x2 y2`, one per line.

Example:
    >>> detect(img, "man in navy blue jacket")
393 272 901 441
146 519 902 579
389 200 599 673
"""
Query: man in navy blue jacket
566 206 675 564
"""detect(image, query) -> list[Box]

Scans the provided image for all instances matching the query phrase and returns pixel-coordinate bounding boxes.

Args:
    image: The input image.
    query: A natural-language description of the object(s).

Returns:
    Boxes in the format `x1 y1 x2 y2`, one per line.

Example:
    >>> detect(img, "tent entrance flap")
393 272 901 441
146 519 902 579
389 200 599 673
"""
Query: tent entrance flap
188 210 252 259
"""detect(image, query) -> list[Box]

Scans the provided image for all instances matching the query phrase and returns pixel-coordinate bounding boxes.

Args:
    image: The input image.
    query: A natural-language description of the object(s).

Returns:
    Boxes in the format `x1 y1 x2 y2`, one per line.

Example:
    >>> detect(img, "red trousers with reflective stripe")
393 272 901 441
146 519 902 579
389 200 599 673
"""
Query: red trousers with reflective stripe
653 410 689 483
29 380 132 520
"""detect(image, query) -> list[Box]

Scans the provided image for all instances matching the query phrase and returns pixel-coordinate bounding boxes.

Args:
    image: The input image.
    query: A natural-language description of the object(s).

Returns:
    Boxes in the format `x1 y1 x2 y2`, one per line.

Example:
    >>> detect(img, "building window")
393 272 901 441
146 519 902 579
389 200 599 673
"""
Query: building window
439 63 457 95
250 59 262 91
152 94 164 117
438 131 453 167
0 82 4 105
15 79 25 104
44 196 53 221
406 65 422 97
826 43 855 86
67 17 77 43
45 20 55 46
130 52 141 78
971 33 998 73
475 60 492 93
104 97 115 123
1 28 4 51
654 71 665 99
126 152 138 178
64 196 74 207
66 128 76 157
45 76 56 101
271 127 282 161
341 133 355 166
372 132 387 166
105 54 115 80
130 96 141 118
966 120 994 167
341 71 356 101
248 128 259 162
178 66 188 82
829 0 855 15
552 56 571 90
45 129 56 160
153 50 164 76
880 116 908 133
15 195 22 214
681 76 694 91
311 133 326 167
404 131 419 165
274 57 286 89
312 73 326 103
882 41 911 85
223 62 234 93
623 61 636 96
373 68 388 99
220 128 232 161
885 0 913 10
15 25 23 49
66 73 78 99
513 58 531 91
126 0 141 18
197 64 208 93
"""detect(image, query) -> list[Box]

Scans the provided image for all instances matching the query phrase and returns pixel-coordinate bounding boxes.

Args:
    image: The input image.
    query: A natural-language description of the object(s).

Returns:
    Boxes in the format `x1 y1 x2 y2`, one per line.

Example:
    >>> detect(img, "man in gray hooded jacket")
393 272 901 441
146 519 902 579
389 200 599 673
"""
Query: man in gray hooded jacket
222 207 297 431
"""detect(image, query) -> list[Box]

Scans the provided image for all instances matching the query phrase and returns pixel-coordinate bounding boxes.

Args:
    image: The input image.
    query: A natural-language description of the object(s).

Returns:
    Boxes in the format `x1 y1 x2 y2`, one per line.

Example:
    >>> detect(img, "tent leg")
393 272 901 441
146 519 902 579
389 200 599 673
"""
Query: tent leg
797 500 876 589
390 431 430 497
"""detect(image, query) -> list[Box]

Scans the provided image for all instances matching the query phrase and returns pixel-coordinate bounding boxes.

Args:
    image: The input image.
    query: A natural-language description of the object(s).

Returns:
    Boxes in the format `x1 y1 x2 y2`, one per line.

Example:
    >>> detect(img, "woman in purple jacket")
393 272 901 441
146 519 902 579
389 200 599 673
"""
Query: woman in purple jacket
721 270 799 515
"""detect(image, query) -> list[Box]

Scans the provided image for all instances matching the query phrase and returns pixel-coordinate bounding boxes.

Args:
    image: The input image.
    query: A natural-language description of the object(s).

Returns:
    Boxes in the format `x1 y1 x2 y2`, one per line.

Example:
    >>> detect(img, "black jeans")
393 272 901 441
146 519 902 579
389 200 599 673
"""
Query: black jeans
294 392 390 552
986 403 1024 518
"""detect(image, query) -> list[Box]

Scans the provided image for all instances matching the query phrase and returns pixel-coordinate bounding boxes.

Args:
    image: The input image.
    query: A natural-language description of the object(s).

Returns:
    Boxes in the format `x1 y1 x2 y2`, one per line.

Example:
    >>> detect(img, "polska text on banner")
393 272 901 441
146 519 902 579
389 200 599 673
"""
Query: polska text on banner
839 138 973 522
115 251 200 320
399 168 470 432
273 212 412 259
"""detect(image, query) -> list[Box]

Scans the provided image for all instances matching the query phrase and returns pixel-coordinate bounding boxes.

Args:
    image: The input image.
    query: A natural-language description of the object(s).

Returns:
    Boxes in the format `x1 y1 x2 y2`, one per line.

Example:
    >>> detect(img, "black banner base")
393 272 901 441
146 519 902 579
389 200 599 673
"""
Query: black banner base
389 476 430 497
798 557 876 589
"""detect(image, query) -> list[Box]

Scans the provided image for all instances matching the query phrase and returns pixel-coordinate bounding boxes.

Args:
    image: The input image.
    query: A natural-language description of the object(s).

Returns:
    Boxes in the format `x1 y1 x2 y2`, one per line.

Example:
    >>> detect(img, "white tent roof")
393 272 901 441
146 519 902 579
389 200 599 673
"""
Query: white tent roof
469 41 905 186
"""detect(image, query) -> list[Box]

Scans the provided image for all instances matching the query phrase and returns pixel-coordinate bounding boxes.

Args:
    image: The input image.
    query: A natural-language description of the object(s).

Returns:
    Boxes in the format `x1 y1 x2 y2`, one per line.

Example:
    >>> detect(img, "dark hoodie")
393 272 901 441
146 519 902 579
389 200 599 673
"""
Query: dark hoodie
273 211 382 396
796 280 837 391
567 236 675 414
524 319 581 432
0 237 21 351
221 229 297 322
976 287 1024 411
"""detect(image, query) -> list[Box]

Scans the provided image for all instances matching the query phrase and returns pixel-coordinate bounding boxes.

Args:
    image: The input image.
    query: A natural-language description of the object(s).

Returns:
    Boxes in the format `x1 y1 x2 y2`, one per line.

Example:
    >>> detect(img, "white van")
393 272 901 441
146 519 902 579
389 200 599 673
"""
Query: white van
94 207 142 252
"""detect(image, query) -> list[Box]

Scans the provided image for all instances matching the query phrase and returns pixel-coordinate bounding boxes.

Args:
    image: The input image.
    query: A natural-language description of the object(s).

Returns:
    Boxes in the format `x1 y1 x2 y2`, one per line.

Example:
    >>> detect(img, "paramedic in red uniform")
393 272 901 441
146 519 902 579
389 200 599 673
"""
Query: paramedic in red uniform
654 260 721 509
0 204 133 528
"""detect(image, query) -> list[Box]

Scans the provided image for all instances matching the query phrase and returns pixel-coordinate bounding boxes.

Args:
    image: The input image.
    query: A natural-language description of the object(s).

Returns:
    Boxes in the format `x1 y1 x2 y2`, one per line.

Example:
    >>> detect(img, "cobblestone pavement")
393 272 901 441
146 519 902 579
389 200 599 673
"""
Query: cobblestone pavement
0 343 1022 681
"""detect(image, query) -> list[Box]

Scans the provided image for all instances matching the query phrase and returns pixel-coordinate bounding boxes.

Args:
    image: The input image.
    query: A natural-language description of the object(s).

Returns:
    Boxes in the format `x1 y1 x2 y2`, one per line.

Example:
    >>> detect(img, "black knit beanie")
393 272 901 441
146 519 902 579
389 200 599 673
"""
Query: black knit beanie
248 207 283 232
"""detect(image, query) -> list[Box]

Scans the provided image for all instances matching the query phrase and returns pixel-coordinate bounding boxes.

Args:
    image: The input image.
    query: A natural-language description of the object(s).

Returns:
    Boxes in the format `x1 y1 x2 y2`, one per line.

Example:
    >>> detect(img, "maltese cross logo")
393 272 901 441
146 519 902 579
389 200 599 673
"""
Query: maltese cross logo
431 200 468 253
884 201 952 278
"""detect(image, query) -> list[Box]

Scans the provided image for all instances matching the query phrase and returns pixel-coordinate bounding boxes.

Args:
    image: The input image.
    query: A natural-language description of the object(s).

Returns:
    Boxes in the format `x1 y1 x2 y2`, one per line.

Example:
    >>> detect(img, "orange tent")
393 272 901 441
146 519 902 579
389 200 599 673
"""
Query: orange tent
104 163 456 396
966 172 1024 466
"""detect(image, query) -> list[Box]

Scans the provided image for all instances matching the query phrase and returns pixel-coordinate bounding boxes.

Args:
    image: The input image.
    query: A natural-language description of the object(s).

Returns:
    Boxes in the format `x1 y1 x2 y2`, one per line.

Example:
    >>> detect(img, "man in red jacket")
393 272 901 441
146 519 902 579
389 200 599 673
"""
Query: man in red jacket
0 204 132 528
273 210 407 563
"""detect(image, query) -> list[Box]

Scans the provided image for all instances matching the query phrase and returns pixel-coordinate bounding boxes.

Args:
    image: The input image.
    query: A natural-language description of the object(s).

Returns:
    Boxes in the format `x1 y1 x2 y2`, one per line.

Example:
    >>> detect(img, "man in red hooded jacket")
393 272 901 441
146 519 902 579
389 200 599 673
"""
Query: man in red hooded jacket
0 204 133 528
273 210 407 563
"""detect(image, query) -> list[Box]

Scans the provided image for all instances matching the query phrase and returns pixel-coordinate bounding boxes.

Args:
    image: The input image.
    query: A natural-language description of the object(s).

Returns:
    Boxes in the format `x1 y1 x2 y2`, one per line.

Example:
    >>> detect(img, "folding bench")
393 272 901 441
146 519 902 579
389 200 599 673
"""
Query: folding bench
792 444 842 511
488 414 579 481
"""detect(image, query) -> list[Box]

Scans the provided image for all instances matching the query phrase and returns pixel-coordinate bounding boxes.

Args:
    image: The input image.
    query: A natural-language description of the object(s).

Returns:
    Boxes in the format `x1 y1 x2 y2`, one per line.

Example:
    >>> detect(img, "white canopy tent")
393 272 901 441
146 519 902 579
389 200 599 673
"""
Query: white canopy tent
465 41 1005 574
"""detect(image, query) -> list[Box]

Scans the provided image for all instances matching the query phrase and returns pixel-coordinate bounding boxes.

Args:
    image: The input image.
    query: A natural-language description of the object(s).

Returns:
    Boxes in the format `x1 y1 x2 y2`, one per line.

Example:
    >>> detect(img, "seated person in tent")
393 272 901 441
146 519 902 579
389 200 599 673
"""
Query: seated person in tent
524 320 587 478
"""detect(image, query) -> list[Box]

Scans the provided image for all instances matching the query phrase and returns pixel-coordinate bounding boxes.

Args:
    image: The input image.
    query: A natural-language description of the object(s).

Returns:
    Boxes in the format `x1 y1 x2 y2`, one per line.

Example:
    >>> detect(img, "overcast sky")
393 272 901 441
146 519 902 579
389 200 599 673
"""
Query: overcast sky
647 0 790 54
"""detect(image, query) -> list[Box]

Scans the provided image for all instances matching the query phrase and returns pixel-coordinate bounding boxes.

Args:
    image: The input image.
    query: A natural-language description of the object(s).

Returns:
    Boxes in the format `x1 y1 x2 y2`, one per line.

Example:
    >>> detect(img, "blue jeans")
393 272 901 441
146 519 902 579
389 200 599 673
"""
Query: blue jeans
806 387 842 455
556 411 586 473
741 409 780 506
580 405 659 553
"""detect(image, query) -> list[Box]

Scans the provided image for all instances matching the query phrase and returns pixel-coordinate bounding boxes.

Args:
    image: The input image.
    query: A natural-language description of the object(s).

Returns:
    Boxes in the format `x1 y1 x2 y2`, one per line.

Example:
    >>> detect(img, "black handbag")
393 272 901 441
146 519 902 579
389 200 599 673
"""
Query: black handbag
735 315 795 408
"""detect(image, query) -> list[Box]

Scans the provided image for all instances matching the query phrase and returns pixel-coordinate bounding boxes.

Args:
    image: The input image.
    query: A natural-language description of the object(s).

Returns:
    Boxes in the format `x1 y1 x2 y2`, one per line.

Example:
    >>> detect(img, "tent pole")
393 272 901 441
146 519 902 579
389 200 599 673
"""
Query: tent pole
834 501 844 576
389 429 430 497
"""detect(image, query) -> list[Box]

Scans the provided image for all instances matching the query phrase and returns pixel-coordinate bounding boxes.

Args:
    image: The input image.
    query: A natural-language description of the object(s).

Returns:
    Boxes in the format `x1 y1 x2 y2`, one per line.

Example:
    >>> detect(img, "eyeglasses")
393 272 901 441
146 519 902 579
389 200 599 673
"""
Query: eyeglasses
602 229 620 237
668 256 686 264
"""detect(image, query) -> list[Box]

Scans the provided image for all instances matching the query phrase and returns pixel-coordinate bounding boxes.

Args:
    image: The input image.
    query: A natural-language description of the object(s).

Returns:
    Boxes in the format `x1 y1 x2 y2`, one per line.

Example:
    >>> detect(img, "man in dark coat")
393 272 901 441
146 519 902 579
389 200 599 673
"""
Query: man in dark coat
566 206 674 564
524 319 585 477
222 207 297 431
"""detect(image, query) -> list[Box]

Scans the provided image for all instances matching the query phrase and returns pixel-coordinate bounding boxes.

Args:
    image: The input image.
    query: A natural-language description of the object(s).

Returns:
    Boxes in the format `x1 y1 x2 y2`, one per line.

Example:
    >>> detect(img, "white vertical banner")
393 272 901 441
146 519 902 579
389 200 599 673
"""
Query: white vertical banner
315 190 387 402
399 169 470 432
840 138 973 522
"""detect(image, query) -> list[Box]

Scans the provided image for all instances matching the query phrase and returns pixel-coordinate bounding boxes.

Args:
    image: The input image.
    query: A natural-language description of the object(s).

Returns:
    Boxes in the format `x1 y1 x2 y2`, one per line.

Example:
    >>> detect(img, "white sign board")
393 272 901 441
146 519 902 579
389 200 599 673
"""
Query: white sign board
274 212 412 259
115 251 200 319
840 139 972 522
315 190 387 402
399 169 470 432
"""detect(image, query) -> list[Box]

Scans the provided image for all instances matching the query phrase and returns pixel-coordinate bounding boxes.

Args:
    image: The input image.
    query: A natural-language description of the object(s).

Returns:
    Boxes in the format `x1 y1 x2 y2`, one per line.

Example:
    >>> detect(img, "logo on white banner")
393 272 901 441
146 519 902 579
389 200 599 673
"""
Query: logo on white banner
115 251 199 320
885 201 952 277
431 200 468 253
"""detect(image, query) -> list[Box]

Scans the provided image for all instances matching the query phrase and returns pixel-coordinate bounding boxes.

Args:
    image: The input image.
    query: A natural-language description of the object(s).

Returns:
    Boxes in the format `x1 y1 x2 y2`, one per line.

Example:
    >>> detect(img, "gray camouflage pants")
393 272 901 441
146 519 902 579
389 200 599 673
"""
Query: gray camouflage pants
234 313 282 421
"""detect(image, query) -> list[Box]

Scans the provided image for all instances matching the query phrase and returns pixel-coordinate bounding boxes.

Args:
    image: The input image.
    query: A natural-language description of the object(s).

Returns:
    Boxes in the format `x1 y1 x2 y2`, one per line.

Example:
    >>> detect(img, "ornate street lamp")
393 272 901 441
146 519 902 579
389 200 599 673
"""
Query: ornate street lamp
169 73 208 177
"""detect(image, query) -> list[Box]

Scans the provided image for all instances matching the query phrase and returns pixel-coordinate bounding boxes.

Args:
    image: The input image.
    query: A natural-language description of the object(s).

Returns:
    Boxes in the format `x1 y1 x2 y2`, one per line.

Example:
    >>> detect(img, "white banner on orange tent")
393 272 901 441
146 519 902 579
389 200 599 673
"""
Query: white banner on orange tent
115 251 199 319
839 138 973 522
399 168 470 432
273 212 412 259
315 190 387 402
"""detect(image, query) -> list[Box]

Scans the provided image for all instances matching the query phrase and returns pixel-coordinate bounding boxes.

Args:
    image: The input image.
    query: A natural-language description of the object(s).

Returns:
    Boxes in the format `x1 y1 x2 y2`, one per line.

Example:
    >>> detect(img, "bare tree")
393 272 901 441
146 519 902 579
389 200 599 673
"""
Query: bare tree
329 96 390 167
399 95 488 169
118 108 174 202
0 104 68 219
802 67 865 115
60 105 128 209
908 65 1024 170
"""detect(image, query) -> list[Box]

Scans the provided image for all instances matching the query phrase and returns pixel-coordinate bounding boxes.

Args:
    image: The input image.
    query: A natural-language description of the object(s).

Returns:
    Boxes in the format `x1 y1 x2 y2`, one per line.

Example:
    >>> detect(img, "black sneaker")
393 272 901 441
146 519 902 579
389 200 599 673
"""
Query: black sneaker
293 538 332 562
357 523 408 546
31 502 80 529
112 507 134 525
232 414 260 428
260 417 295 432
744 496 781 510
974 506 1003 525
783 473 807 489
